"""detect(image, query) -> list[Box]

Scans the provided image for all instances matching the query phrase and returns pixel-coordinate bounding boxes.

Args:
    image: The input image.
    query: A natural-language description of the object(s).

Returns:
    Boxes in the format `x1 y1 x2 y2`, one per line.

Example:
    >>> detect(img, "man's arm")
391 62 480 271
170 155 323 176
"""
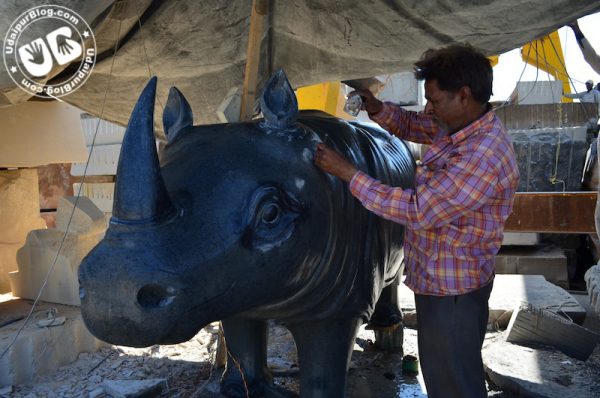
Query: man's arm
564 91 585 99
370 102 439 144
314 144 500 230
579 38 600 75
348 154 498 230
569 21 600 75
352 89 438 144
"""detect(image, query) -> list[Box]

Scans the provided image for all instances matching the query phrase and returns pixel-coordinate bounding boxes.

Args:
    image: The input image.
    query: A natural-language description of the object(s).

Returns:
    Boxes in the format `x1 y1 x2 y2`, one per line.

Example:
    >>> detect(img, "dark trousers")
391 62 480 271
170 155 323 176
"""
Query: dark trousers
414 280 493 398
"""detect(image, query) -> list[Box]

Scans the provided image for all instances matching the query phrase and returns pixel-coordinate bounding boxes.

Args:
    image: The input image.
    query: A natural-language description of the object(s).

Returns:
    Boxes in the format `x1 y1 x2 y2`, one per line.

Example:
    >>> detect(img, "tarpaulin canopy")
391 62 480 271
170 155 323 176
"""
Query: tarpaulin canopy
1 0 600 127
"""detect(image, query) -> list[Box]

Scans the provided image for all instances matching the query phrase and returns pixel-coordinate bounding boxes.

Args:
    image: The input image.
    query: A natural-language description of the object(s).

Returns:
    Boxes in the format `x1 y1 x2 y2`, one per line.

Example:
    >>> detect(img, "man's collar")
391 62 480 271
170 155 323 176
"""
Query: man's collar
450 104 494 144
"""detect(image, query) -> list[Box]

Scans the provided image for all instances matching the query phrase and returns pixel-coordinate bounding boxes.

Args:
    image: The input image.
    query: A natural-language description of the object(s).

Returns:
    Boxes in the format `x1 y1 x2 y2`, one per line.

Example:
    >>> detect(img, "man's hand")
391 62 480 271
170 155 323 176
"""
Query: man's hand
314 143 359 182
567 20 584 41
348 89 383 115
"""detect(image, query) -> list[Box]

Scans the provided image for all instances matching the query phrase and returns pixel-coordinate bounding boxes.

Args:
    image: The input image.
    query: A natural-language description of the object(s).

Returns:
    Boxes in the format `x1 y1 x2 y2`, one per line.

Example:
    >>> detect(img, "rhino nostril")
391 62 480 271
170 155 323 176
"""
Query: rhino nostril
137 284 176 309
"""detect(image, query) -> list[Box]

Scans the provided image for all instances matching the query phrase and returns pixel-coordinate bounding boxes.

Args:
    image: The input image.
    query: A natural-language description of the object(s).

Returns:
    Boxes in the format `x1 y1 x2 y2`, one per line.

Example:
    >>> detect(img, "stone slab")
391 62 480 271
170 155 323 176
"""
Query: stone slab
495 246 568 288
398 274 586 327
0 299 31 327
501 232 539 246
0 101 87 168
0 169 47 243
0 299 108 385
510 126 587 192
488 275 584 325
79 114 126 146
495 102 597 130
55 196 106 234
511 81 564 105
9 197 106 306
506 303 599 360
72 183 115 214
0 169 47 293
102 379 168 398
70 144 121 177
483 337 600 398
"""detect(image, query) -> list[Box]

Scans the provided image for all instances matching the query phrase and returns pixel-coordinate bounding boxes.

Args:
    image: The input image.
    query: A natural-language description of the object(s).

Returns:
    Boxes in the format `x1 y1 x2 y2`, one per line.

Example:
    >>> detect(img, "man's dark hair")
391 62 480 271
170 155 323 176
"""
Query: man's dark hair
414 44 493 104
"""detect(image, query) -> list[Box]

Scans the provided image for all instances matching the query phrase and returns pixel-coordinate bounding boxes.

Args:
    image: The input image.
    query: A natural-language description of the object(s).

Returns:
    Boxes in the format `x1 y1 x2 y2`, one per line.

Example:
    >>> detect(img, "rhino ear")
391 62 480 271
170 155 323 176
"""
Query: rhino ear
163 87 193 143
260 69 298 129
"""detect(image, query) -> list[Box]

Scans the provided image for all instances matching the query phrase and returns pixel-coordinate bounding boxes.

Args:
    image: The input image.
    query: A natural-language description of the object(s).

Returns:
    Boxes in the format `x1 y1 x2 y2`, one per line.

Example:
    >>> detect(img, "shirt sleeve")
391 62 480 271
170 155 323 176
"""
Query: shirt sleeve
349 153 499 230
369 102 439 144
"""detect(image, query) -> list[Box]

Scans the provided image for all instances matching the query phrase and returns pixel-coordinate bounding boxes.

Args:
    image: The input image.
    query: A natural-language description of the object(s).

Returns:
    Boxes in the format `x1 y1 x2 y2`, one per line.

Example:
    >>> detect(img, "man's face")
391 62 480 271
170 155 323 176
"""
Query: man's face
423 79 464 133
586 82 593 91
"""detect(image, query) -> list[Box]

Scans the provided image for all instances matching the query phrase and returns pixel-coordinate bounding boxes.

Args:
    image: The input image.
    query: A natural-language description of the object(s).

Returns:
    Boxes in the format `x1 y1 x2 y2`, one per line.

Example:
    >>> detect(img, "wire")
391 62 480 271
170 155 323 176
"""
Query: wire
0 16 124 362
494 42 534 111
226 348 250 398
547 33 592 120
134 0 165 113
515 41 541 106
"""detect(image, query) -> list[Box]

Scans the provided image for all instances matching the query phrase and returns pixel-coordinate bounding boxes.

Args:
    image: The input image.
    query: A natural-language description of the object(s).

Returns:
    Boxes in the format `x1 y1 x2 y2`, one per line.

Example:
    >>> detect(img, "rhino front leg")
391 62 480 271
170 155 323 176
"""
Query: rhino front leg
221 317 272 397
288 317 362 398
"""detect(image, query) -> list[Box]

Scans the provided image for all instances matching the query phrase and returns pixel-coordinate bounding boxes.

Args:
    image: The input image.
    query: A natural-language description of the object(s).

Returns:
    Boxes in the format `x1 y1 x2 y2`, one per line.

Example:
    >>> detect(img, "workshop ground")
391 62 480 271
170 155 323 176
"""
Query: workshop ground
5 320 599 398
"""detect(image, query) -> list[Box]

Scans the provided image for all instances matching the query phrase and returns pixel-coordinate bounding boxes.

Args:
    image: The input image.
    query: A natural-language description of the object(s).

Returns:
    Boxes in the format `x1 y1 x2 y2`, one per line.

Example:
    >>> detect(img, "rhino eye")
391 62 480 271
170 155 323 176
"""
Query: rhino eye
260 203 281 224
242 185 303 251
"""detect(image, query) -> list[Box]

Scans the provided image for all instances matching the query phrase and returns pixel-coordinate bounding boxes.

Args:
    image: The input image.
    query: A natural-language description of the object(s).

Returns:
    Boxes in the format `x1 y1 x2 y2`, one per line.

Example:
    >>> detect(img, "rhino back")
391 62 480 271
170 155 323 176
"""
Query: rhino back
157 114 415 322
297 112 415 319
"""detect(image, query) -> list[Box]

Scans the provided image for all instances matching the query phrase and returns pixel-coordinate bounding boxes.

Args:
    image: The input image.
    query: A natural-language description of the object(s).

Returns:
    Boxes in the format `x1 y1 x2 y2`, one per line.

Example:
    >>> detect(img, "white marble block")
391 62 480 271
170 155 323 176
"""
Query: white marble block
72 182 115 214
70 144 122 176
0 169 46 293
9 196 106 306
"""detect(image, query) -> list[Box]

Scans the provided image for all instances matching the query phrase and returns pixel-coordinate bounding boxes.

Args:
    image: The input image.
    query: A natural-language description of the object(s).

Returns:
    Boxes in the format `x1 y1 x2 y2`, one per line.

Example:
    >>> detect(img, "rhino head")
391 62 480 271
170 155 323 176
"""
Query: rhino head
78 72 361 347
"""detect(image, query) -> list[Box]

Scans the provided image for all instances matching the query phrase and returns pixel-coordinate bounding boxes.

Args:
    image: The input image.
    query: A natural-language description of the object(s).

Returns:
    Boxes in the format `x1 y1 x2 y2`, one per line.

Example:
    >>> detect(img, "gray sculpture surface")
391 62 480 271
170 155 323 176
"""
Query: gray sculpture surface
78 70 415 397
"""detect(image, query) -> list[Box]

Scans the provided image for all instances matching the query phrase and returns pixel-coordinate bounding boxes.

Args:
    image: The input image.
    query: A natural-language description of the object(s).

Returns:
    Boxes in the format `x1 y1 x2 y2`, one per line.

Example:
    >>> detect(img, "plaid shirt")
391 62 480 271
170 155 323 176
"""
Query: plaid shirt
350 102 519 295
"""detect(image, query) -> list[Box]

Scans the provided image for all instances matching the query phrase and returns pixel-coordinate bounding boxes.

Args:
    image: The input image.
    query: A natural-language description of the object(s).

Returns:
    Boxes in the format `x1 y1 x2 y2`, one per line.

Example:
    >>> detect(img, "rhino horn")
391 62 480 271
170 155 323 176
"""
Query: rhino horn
260 69 298 129
112 77 175 224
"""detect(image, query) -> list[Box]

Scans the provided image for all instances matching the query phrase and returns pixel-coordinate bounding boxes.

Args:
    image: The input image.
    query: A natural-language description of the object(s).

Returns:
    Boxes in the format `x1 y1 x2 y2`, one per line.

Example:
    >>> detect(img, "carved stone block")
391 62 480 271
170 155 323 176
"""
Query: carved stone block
9 196 106 306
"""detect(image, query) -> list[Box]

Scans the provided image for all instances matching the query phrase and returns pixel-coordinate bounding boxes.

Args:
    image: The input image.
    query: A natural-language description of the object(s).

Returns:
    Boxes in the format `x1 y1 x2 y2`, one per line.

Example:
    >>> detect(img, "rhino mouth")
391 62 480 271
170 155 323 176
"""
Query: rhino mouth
182 281 237 318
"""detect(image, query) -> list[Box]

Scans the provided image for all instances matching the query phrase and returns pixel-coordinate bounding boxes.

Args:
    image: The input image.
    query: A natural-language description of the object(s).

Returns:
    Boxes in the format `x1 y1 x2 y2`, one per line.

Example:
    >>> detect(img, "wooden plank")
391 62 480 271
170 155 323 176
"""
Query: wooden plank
505 192 596 233
71 175 115 184
239 0 269 121
506 303 600 361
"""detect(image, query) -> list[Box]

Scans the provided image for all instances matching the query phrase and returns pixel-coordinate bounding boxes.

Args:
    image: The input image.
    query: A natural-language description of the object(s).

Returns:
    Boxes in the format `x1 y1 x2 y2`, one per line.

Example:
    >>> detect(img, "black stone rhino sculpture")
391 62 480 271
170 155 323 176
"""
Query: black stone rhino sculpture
78 70 415 397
